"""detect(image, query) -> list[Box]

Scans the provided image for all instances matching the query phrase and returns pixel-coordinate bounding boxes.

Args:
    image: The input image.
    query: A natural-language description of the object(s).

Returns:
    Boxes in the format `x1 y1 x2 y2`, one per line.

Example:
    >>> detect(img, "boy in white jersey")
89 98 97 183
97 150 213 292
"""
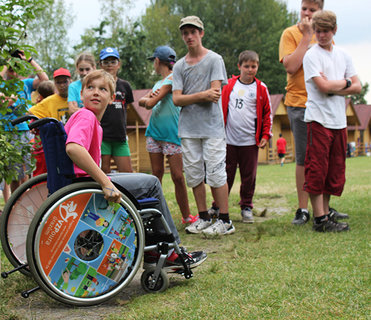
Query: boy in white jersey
219 50 272 223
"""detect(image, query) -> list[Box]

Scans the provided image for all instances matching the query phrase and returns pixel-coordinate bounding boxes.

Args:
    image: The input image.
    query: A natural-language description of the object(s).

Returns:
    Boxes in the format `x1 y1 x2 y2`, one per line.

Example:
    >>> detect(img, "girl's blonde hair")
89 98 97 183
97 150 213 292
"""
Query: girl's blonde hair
82 70 116 97
75 52 96 68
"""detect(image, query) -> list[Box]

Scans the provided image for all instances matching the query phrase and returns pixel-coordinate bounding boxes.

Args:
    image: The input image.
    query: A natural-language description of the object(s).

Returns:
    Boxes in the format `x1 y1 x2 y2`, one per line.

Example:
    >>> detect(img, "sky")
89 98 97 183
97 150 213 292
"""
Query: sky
65 0 371 103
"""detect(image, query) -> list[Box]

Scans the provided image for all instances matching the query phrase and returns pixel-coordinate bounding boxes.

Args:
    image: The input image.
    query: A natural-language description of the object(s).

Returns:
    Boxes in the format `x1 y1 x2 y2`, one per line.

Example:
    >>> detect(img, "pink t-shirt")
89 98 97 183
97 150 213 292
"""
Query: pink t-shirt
64 107 102 177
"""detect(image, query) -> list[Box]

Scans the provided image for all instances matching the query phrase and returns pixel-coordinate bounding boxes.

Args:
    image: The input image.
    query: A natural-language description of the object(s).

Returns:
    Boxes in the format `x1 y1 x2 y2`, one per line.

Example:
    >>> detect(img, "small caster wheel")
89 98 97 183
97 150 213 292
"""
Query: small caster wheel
141 267 169 293
21 291 29 298
1 272 8 279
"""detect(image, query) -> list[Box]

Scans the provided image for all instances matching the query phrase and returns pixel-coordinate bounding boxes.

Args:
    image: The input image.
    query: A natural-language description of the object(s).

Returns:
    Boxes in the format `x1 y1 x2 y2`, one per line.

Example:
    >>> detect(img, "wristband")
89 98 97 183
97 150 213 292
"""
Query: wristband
28 57 33 63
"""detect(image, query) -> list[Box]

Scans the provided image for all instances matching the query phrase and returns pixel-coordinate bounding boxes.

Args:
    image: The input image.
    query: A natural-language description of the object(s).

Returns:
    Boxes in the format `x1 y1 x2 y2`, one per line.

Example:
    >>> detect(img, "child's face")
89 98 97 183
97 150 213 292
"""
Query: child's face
181 26 204 49
315 27 336 50
54 76 71 98
77 61 95 80
300 1 320 21
238 60 259 84
100 57 120 77
81 77 114 119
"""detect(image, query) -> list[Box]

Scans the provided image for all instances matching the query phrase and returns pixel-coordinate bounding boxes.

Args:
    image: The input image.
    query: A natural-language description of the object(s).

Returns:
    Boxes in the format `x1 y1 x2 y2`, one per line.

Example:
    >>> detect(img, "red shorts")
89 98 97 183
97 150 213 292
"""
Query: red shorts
304 122 347 196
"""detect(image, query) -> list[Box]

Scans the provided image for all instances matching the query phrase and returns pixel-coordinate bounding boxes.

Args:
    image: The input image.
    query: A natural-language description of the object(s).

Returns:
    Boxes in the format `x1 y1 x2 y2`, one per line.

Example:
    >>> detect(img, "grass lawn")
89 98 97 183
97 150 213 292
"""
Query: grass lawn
0 157 370 319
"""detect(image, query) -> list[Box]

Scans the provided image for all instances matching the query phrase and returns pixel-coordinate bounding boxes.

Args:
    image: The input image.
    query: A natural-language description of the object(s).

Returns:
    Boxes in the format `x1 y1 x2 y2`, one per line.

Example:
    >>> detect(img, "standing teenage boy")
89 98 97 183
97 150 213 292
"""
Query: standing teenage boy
303 10 361 232
172 16 234 235
279 0 349 224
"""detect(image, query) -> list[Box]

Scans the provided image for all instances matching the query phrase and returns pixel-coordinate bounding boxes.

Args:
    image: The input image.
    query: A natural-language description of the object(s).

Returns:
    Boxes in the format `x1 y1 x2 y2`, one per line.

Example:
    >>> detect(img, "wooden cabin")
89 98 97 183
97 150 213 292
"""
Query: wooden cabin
347 104 371 156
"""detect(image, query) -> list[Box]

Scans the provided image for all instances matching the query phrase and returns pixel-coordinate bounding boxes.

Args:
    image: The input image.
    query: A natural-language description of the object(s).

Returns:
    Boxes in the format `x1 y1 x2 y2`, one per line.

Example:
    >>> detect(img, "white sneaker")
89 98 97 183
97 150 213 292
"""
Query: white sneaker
185 218 212 234
202 219 235 236
241 207 254 223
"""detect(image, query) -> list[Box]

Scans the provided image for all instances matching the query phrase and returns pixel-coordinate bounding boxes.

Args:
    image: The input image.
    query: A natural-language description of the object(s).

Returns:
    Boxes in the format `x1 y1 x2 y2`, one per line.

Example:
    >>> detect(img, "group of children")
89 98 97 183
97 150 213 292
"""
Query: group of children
2 2 360 242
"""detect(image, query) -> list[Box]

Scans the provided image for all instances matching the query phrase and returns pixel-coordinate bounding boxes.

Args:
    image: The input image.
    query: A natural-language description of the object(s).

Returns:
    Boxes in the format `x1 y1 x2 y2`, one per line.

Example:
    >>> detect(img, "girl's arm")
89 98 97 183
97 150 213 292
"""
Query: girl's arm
139 84 172 109
66 142 121 203
68 101 79 114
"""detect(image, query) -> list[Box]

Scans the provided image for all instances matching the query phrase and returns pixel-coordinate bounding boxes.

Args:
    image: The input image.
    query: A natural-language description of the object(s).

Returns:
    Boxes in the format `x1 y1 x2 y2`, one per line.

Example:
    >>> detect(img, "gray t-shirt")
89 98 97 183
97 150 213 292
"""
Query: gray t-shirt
172 50 227 138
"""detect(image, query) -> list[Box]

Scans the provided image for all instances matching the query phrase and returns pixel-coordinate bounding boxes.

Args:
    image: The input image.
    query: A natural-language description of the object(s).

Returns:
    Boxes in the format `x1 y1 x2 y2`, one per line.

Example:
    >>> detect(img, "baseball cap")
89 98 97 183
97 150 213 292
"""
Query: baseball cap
179 15 204 30
53 68 71 78
147 46 176 63
100 47 120 60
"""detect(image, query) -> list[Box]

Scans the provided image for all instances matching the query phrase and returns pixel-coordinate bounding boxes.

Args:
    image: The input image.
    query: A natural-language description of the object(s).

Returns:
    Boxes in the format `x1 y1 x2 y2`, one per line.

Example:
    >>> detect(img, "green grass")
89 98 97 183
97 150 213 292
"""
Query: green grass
0 157 370 319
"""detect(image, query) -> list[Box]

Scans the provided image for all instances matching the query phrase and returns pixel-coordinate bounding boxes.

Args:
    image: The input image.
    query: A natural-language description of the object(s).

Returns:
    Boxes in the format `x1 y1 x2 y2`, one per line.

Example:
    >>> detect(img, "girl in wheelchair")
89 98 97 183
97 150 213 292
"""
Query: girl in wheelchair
65 69 206 271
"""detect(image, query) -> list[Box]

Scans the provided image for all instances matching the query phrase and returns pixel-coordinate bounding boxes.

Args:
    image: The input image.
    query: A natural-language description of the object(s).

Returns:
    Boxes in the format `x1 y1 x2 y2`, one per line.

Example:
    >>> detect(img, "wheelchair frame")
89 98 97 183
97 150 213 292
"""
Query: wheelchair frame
0 116 194 306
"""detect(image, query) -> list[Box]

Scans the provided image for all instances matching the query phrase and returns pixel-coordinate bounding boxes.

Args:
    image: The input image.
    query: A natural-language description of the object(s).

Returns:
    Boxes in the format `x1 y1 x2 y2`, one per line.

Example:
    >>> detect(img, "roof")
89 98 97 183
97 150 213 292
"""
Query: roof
270 94 284 116
127 89 151 128
348 104 371 130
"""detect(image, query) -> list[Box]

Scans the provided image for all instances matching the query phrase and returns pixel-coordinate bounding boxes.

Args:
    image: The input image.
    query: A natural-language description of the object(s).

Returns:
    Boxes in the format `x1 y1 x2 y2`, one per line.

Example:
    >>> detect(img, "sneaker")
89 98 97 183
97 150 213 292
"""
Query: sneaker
313 218 350 232
291 209 310 225
185 218 212 234
328 207 349 220
182 214 198 224
202 219 235 236
241 207 254 223
143 249 207 272
208 206 220 219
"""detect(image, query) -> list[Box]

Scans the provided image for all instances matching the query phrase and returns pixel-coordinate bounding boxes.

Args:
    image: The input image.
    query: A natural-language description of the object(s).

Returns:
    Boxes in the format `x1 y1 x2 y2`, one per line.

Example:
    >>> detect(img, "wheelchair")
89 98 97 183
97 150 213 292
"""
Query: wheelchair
0 116 195 306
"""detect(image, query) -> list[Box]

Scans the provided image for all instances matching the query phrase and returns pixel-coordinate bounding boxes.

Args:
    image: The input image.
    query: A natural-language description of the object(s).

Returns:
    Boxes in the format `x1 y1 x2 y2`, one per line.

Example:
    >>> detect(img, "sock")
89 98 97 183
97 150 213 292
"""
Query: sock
199 211 211 221
219 213 230 223
300 208 309 214
314 215 327 224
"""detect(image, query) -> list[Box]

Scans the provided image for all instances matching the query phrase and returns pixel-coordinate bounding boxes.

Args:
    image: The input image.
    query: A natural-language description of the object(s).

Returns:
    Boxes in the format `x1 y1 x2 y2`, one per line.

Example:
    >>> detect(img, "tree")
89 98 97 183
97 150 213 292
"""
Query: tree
0 0 47 183
351 82 369 105
141 0 296 93
25 0 74 76
73 0 157 89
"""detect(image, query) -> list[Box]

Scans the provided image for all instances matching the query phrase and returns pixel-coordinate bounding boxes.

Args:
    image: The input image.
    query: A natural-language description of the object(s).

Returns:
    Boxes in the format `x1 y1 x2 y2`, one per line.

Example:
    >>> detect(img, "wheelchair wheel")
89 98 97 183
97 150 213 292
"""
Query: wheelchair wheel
26 181 144 306
0 174 48 276
141 267 169 293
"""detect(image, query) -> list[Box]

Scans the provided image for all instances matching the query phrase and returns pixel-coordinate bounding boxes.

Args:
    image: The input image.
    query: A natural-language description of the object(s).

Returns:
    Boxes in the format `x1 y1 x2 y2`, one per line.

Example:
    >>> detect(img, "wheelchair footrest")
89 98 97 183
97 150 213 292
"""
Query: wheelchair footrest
138 197 160 209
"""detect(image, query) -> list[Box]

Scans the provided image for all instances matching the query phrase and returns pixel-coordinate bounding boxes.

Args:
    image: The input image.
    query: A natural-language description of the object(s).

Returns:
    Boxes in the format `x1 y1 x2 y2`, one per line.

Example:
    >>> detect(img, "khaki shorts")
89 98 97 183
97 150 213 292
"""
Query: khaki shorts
181 138 227 188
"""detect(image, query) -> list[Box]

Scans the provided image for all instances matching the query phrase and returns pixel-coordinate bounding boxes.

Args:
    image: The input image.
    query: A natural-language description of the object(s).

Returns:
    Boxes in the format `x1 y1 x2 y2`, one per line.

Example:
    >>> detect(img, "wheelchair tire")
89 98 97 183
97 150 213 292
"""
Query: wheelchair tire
0 174 48 276
141 267 169 293
26 181 145 306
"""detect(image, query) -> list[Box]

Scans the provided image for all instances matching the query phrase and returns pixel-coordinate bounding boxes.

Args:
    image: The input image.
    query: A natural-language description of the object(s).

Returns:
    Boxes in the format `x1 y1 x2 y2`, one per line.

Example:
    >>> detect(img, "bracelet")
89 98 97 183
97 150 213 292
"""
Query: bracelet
28 57 33 63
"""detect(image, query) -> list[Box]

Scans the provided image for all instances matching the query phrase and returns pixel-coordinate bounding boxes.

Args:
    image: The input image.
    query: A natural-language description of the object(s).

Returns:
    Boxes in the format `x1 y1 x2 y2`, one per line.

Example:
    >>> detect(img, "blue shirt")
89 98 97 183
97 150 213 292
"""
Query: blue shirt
67 80 83 108
145 74 181 145
1 78 34 131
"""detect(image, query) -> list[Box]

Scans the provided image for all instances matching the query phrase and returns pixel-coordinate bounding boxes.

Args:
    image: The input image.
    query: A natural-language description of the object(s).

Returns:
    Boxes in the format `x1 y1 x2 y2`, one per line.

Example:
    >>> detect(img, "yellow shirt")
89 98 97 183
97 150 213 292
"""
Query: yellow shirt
29 94 69 124
279 25 317 108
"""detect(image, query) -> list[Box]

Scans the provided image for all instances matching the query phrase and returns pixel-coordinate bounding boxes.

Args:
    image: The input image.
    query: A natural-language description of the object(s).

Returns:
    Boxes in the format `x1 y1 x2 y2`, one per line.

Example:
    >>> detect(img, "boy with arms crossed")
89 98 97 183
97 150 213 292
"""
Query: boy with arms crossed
279 0 348 224
302 10 361 232
172 16 234 235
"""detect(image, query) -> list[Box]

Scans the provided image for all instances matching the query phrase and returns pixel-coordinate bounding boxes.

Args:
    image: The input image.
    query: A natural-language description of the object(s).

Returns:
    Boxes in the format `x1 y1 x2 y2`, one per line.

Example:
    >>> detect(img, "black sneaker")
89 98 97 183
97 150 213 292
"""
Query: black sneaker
313 218 350 232
328 207 349 220
291 209 310 225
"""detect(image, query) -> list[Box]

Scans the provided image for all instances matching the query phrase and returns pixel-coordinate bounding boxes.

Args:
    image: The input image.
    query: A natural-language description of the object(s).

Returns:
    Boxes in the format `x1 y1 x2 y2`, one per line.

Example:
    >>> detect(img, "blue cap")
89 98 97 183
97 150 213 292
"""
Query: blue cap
100 47 120 60
148 46 176 63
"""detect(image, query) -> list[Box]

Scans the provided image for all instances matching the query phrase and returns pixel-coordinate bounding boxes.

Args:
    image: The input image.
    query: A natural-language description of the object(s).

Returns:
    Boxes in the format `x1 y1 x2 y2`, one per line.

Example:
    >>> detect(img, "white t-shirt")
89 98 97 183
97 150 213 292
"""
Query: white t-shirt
303 44 357 129
172 50 227 138
226 79 257 146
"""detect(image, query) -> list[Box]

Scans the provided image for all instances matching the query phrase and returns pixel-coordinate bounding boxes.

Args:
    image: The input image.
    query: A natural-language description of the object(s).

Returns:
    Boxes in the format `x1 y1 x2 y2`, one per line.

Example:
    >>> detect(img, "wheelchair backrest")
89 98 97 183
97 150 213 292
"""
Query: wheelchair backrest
31 118 75 194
